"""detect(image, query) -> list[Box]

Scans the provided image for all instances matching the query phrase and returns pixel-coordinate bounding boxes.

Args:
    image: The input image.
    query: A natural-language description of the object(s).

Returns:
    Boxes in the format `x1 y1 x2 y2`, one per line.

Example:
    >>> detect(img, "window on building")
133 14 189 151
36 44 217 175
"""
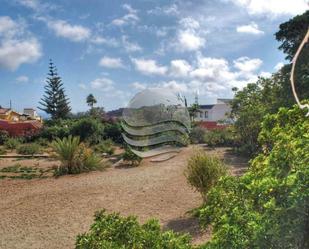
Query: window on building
205 111 208 118
200 111 203 118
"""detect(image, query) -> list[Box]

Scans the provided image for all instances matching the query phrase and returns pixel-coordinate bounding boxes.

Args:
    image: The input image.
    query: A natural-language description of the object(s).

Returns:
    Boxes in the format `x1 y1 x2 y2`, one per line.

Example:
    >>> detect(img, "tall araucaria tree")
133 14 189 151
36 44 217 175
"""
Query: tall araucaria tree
86 94 97 109
39 60 71 120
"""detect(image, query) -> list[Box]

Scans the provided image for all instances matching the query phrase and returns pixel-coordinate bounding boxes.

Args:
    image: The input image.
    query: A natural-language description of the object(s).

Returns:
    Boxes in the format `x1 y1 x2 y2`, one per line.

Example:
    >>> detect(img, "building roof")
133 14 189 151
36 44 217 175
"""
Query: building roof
199 104 214 109
0 108 10 114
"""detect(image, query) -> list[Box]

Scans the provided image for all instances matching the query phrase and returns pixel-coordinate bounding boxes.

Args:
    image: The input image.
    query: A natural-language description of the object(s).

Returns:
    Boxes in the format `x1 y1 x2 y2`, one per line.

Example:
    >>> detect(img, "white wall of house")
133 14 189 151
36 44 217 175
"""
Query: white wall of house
194 101 231 122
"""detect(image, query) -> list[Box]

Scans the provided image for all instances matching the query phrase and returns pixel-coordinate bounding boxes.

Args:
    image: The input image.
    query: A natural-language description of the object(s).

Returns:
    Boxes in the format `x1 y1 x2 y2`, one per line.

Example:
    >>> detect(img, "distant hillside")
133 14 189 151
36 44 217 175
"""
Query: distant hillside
106 108 124 118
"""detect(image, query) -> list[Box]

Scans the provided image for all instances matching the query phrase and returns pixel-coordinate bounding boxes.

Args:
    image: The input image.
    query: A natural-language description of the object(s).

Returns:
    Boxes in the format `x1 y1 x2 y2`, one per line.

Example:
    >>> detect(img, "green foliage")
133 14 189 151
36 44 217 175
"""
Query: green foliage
17 143 41 155
203 128 235 147
76 210 195 249
123 147 142 166
190 126 207 144
94 139 115 155
197 105 309 249
185 151 227 201
103 122 123 143
0 130 9 145
0 147 6 155
86 93 97 109
52 135 103 175
38 60 71 119
39 121 71 140
4 138 21 150
70 118 104 144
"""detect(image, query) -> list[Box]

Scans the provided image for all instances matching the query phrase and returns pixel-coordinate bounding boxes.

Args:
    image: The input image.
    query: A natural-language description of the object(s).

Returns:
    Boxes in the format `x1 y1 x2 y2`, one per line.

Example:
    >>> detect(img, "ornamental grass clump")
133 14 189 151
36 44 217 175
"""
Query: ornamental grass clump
185 151 228 201
52 135 103 175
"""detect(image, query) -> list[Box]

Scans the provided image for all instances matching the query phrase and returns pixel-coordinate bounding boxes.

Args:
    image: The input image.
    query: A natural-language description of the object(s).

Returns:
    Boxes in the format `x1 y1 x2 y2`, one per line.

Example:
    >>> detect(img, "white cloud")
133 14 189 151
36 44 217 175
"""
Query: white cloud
260 71 272 78
131 58 168 76
236 22 264 35
274 62 284 71
230 0 308 17
122 36 142 52
159 80 188 93
112 4 139 26
0 16 42 71
47 19 91 42
169 59 192 77
91 36 119 47
175 18 206 52
131 82 147 90
233 57 262 73
90 77 114 91
177 30 205 51
99 56 124 69
78 83 87 90
16 75 29 83
147 4 179 16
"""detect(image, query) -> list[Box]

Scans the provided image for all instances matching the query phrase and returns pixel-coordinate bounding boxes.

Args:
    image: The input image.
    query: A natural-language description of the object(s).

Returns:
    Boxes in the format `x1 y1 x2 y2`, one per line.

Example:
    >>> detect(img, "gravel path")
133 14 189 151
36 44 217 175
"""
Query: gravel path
0 146 247 249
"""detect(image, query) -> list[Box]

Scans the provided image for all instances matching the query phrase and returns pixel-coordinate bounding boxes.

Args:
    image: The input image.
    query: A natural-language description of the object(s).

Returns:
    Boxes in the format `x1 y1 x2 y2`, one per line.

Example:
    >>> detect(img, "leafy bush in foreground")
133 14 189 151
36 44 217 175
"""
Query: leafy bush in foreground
76 210 195 249
0 130 9 145
17 143 41 155
198 105 309 249
4 138 21 150
190 126 207 144
94 139 115 155
185 151 227 201
203 128 235 147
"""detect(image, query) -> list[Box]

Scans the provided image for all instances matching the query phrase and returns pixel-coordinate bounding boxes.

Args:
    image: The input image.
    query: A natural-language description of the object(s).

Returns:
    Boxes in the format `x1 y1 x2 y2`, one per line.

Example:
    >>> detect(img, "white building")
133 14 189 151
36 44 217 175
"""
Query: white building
195 98 232 122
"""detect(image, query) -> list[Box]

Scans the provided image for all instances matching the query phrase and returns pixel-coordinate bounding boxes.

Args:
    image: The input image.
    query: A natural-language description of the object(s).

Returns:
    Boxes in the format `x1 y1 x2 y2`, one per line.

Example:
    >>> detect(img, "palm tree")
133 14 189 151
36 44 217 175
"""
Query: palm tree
86 94 97 109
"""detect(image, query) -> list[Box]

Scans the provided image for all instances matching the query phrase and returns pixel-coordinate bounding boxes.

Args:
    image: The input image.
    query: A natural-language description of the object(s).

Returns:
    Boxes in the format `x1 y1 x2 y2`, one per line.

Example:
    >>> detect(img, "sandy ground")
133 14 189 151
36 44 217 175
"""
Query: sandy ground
0 146 248 249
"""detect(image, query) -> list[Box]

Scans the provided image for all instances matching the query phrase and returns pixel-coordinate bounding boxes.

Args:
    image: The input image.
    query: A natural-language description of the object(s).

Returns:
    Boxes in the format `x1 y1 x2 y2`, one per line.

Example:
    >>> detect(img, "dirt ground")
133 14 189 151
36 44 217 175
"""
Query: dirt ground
0 145 248 249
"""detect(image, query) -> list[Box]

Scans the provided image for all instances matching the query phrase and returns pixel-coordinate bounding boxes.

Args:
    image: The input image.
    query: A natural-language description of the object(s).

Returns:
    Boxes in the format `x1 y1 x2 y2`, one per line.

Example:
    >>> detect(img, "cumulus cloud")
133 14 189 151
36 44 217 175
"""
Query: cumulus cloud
91 36 119 47
169 59 192 77
230 0 308 17
147 4 179 16
46 19 91 42
111 4 139 26
175 17 206 52
274 62 284 71
233 57 262 73
99 56 124 68
236 22 264 35
16 75 29 83
0 16 42 71
90 77 114 91
78 83 87 90
122 36 142 52
131 82 147 90
131 58 168 76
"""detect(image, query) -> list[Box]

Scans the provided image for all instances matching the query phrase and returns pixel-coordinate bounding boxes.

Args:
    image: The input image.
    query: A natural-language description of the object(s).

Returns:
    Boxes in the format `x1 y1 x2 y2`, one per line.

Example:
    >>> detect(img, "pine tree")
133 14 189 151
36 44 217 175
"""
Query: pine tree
86 94 97 109
39 60 71 119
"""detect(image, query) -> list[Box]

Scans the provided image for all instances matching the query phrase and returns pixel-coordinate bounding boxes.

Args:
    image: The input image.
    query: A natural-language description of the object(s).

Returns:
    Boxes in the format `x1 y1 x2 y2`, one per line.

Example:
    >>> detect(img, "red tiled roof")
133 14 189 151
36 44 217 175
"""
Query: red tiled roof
198 121 229 130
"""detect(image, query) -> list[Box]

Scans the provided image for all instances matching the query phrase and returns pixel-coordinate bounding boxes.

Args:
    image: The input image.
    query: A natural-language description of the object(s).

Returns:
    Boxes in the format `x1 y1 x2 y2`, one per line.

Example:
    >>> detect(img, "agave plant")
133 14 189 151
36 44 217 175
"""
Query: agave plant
52 135 81 174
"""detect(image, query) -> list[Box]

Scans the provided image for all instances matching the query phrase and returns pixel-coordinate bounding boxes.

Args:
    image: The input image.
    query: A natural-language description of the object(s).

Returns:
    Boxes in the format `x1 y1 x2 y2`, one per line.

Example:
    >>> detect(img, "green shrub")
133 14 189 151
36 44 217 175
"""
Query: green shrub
190 126 207 144
0 147 6 155
185 151 227 201
39 124 70 141
103 122 123 144
94 139 115 155
123 147 142 166
197 105 309 249
76 210 194 249
4 138 21 150
52 136 103 175
70 118 104 144
203 128 235 147
0 130 9 145
17 143 41 155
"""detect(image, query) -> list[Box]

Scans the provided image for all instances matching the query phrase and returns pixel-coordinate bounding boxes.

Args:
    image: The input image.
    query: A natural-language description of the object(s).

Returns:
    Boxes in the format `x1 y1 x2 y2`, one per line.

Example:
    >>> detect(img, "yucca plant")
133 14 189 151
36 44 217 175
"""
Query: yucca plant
52 135 81 174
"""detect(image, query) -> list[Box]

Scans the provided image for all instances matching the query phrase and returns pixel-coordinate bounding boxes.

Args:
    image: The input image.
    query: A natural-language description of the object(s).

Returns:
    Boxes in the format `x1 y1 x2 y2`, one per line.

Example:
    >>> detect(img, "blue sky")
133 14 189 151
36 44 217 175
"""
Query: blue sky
0 0 308 113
